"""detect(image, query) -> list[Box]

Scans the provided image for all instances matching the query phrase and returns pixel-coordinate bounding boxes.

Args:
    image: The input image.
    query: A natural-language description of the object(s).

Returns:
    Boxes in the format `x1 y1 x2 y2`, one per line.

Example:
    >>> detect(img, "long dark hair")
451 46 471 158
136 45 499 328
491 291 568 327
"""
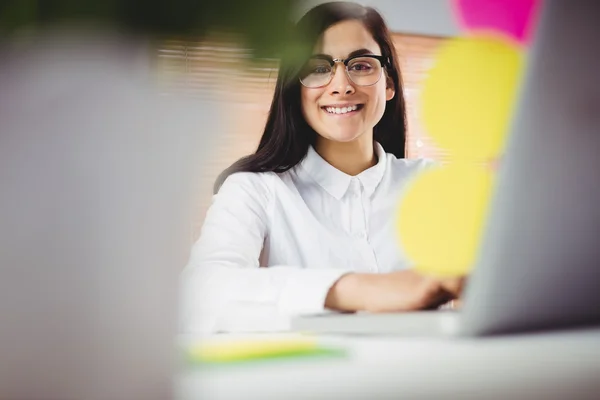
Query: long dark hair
214 1 407 192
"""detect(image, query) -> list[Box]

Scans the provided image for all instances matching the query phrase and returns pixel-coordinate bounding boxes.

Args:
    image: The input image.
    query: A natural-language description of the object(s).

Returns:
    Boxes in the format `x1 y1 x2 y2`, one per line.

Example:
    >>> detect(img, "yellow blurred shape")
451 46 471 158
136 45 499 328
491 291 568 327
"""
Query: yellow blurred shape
188 337 318 363
396 164 494 276
421 36 523 159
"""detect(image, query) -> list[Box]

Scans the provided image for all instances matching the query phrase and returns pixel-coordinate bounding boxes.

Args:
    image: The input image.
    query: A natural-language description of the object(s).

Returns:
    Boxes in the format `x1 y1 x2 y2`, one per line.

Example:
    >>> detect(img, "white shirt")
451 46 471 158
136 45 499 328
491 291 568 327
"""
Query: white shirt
180 142 432 333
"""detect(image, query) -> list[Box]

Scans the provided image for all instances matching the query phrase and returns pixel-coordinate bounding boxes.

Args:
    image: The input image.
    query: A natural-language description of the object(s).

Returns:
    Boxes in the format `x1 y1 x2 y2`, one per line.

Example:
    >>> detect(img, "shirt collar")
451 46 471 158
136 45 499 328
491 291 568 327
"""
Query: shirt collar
299 141 387 200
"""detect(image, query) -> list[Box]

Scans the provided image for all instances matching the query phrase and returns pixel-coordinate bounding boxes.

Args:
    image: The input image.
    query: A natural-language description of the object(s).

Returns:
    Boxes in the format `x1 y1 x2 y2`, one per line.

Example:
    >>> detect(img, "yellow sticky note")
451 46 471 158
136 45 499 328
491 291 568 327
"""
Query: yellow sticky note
421 35 523 159
187 337 344 365
396 164 494 276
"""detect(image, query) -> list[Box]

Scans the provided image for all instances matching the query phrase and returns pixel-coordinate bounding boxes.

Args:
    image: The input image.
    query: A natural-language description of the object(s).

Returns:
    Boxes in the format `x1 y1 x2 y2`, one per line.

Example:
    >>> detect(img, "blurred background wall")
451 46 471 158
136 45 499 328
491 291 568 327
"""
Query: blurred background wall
298 0 460 36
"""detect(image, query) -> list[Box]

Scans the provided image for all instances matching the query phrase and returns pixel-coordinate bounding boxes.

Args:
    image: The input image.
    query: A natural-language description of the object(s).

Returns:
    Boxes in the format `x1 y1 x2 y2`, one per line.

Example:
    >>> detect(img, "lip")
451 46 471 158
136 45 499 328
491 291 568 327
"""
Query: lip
320 103 363 108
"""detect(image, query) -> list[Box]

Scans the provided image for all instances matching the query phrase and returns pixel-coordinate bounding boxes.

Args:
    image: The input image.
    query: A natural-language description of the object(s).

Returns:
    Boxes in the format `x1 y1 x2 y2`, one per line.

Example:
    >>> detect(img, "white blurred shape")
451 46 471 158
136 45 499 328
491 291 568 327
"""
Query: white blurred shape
0 29 216 400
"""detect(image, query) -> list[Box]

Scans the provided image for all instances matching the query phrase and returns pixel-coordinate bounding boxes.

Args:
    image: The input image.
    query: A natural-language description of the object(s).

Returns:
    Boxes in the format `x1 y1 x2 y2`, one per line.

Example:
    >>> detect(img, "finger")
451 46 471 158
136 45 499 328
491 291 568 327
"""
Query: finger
422 287 455 310
441 276 467 297
451 299 463 309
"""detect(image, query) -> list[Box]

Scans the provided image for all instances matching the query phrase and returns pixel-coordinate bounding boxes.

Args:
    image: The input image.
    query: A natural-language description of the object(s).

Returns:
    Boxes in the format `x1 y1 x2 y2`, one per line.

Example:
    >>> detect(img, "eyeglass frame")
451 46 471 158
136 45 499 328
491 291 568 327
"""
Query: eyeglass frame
299 54 391 89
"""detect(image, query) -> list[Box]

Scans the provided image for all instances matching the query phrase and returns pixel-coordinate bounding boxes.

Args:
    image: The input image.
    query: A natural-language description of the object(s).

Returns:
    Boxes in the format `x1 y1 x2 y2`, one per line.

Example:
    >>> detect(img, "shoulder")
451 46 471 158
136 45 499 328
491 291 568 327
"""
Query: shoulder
379 155 439 196
218 171 278 203
386 153 438 179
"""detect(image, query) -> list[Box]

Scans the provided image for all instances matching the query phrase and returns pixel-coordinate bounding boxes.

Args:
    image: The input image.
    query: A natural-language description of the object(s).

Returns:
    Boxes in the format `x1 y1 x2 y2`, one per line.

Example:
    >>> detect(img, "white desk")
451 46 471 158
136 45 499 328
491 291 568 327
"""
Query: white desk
177 327 600 400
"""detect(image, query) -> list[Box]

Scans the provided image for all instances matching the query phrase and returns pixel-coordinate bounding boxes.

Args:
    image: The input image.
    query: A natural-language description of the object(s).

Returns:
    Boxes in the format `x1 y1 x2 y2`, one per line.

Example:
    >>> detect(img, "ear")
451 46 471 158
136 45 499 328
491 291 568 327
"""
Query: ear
386 86 395 101
385 73 395 101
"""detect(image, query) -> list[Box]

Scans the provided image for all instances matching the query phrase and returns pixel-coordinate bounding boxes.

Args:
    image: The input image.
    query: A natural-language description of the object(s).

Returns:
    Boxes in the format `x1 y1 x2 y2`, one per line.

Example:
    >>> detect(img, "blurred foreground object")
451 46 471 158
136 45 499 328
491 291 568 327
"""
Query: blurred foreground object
396 163 494 276
0 0 297 58
453 0 541 44
397 0 534 277
0 29 216 399
186 337 346 366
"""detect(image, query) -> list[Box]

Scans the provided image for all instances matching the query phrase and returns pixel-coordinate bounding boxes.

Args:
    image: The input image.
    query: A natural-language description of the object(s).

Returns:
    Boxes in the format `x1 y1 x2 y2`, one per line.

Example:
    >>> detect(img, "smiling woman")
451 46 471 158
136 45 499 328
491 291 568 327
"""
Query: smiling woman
179 1 461 334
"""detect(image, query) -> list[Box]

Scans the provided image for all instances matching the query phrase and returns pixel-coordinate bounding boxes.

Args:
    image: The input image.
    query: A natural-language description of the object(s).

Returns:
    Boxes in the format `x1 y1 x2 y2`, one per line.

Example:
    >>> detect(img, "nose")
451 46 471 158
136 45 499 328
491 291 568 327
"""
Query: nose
328 64 355 96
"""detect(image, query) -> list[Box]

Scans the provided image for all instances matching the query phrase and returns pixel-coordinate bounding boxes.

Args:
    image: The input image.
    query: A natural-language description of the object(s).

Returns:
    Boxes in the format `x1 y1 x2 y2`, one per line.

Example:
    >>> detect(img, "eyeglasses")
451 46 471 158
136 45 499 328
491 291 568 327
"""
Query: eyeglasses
299 54 388 89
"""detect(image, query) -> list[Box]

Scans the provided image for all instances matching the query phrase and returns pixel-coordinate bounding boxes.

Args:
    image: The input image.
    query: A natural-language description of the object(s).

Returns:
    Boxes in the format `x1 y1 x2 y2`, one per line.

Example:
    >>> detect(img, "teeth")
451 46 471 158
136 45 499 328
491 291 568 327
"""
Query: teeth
325 105 359 114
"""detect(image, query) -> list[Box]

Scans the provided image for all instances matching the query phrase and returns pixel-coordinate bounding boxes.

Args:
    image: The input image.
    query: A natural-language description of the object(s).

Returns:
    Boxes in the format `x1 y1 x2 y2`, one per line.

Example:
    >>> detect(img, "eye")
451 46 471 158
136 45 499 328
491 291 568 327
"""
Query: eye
311 64 331 74
349 62 373 72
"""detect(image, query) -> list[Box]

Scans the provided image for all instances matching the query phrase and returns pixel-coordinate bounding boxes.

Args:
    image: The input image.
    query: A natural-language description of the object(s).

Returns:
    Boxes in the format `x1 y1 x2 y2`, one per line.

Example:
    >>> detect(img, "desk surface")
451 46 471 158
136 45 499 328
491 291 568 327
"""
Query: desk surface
177 327 600 400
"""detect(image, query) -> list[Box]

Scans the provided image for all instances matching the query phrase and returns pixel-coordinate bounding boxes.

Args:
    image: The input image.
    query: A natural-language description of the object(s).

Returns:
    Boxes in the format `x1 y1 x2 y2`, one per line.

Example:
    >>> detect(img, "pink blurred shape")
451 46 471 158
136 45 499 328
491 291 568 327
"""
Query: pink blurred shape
453 0 541 44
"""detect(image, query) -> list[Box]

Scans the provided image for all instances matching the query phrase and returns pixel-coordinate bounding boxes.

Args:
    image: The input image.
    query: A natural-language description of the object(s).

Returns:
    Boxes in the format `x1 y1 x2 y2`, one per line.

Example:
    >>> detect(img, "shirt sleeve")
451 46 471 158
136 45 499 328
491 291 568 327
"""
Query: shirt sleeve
179 172 348 334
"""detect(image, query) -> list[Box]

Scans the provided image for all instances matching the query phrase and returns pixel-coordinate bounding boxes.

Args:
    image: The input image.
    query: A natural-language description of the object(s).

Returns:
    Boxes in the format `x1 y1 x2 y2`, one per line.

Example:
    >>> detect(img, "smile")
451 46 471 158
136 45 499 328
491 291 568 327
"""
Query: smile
321 104 364 115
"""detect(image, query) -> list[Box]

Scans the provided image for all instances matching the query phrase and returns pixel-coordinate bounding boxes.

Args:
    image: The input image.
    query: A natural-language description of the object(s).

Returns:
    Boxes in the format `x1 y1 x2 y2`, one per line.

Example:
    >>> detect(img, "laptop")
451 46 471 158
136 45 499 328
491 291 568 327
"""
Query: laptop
291 0 600 337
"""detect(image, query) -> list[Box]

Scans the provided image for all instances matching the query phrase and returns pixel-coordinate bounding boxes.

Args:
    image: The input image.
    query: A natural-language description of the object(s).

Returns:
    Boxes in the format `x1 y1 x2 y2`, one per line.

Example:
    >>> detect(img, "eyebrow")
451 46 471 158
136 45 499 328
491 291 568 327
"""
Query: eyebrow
311 48 380 59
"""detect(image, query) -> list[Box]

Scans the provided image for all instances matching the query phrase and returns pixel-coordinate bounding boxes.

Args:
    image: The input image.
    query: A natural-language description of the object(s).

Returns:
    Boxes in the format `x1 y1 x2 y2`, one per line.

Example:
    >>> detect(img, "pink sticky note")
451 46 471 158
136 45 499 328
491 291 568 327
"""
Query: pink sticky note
453 0 541 44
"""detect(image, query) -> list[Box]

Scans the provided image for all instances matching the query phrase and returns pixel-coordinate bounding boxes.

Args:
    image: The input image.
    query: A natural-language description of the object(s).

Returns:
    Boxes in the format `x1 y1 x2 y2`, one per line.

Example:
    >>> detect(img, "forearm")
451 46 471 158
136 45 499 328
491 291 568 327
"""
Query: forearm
324 273 372 312
324 270 464 313
181 262 349 333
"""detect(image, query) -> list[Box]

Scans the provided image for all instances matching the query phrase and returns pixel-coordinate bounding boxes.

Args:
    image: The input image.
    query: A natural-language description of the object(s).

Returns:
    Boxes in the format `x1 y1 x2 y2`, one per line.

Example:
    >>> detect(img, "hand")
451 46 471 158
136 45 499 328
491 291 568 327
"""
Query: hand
325 270 465 313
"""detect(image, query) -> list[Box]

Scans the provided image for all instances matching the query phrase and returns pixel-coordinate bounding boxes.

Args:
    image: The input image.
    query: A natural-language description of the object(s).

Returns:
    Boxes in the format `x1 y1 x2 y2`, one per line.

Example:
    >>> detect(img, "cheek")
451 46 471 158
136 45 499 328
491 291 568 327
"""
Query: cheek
365 86 388 118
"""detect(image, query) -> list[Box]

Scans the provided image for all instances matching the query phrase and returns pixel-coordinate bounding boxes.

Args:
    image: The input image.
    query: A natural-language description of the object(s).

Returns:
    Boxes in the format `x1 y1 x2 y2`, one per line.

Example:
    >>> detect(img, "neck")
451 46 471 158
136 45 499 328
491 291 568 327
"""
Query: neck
314 136 377 176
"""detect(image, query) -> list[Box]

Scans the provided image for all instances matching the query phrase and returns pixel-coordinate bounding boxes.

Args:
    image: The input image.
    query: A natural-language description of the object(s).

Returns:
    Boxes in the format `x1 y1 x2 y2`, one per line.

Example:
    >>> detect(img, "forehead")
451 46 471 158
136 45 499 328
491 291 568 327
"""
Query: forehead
313 19 382 57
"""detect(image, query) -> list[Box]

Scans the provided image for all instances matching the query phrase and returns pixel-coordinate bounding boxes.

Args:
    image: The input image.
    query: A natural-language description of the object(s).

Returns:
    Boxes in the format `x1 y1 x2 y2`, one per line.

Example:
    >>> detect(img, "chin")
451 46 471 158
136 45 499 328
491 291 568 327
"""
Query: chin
319 127 364 143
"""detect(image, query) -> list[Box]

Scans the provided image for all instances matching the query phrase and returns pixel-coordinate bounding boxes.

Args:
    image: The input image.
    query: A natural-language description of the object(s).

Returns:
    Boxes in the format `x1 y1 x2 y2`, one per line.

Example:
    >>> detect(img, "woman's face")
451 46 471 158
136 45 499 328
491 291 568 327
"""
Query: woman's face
300 20 395 145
